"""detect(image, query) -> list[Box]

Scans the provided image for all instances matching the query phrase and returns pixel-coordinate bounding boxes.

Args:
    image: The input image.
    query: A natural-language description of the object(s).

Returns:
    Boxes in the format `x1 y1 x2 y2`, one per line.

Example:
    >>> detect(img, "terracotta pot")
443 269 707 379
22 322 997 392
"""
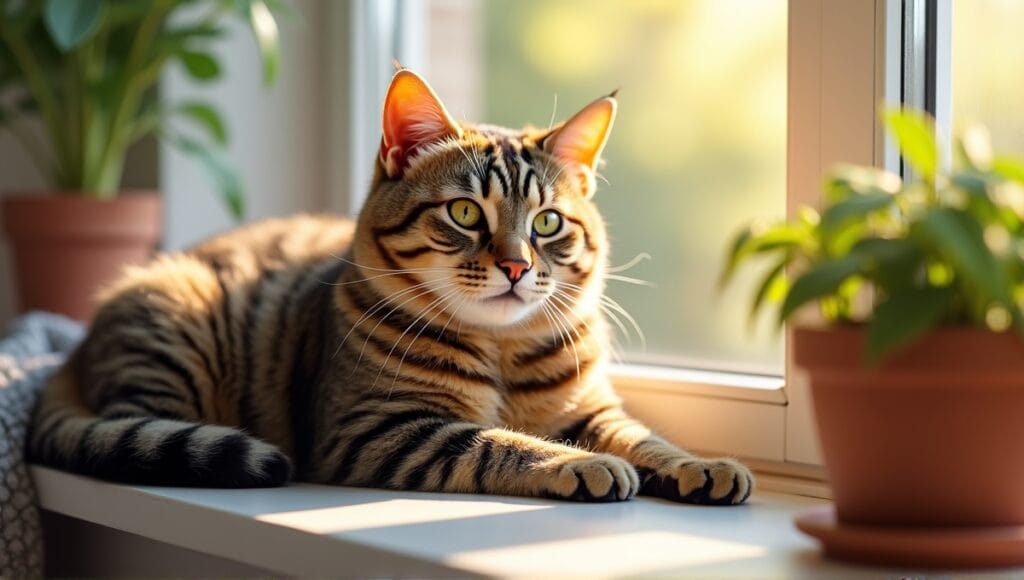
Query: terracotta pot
794 326 1024 527
1 192 162 321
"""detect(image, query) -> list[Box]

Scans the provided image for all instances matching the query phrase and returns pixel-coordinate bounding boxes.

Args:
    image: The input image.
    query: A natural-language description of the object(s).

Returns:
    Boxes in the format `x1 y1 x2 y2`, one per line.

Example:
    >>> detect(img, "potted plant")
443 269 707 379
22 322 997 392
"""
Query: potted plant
0 0 286 320
722 109 1024 568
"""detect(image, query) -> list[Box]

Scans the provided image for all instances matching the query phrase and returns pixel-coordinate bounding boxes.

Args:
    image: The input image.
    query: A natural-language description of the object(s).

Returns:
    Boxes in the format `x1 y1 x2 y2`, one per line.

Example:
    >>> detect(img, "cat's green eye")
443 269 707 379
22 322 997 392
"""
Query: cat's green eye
448 199 482 229
533 210 563 237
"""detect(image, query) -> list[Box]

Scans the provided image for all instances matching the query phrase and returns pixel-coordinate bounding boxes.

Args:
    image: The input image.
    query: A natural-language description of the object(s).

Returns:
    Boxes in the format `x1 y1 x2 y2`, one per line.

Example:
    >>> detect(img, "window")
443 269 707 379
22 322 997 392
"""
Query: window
346 1 913 475
425 0 788 375
952 0 1024 154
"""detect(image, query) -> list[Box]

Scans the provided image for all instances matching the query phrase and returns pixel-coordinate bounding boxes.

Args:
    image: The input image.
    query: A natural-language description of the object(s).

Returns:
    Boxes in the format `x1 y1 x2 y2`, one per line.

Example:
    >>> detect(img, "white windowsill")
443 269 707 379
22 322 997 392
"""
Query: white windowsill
609 363 787 405
31 464 1010 577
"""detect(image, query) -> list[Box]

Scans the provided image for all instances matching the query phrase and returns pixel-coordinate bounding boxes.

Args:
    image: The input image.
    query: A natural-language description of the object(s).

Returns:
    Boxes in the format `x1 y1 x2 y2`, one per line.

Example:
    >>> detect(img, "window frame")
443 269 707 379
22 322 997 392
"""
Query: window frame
338 0 930 489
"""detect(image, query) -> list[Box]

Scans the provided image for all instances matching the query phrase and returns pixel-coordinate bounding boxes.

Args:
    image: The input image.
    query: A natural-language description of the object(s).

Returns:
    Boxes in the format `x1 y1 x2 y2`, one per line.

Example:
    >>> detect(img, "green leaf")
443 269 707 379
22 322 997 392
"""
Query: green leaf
248 1 281 86
883 108 938 180
44 0 104 51
951 171 1021 230
913 207 1008 302
992 156 1024 186
851 237 923 289
177 102 228 145
168 134 245 220
749 257 788 325
780 256 862 322
178 50 222 81
719 223 812 288
747 225 814 253
952 171 989 197
5 0 27 19
820 192 894 234
105 0 153 26
867 287 952 363
719 227 753 287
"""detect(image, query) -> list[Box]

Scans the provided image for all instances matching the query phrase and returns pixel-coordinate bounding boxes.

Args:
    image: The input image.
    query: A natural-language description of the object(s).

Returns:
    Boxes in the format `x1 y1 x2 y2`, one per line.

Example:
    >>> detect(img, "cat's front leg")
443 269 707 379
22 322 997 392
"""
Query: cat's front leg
314 410 639 502
560 405 754 505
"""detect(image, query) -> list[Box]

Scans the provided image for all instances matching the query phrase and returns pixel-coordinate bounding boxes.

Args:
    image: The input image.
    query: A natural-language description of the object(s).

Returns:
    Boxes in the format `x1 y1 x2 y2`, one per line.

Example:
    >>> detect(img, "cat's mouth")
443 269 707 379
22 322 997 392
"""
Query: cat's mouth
486 289 524 303
458 287 538 326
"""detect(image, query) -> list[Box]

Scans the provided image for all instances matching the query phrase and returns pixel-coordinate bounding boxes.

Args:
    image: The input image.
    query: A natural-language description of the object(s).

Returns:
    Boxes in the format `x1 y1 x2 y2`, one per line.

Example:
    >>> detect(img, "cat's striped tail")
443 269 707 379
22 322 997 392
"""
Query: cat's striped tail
28 366 291 487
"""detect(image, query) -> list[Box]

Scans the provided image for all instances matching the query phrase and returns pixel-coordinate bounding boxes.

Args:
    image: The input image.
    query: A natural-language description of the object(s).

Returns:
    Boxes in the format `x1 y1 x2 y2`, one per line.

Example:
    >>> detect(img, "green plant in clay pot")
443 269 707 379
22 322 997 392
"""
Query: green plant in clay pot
722 109 1024 568
0 0 288 320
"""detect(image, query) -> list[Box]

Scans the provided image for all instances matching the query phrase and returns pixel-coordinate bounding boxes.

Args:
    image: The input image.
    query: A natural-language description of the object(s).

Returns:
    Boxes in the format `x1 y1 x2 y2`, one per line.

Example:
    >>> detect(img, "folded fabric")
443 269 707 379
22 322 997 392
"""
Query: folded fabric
0 312 84 578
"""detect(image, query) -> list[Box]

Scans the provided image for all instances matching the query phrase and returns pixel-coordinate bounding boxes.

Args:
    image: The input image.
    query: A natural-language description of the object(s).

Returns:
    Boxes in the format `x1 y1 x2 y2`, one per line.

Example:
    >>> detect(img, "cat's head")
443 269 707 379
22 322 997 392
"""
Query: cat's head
353 69 615 329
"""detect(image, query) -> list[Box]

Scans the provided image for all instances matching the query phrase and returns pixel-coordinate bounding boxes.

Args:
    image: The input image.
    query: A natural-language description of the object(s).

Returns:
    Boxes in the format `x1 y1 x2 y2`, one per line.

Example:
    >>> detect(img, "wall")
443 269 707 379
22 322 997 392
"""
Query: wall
162 0 332 250
427 0 482 123
0 118 46 327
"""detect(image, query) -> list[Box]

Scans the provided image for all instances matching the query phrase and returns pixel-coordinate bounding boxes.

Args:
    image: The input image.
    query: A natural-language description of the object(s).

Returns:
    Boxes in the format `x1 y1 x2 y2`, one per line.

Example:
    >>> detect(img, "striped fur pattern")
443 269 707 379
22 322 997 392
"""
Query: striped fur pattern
29 71 752 504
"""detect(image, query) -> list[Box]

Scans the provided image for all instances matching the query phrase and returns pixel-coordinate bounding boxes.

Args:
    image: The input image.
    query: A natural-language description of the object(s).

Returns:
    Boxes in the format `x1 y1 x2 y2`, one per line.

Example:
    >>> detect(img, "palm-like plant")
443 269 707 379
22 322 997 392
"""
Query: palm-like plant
0 0 288 218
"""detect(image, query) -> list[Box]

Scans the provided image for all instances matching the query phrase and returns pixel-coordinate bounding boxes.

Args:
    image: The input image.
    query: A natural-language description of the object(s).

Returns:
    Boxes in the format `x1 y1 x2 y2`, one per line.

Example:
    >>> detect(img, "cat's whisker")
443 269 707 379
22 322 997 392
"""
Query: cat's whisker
346 287 437 372
594 301 633 347
323 268 454 287
548 288 600 340
437 290 470 341
536 300 564 356
605 274 656 287
353 281 461 372
606 332 626 364
547 159 567 184
468 143 485 176
393 288 460 375
554 281 646 349
455 142 482 177
600 305 633 346
537 301 567 363
329 254 458 274
547 290 599 353
547 93 559 131
389 288 468 392
334 278 439 361
596 295 646 350
607 252 652 274
538 162 550 191
373 286 461 390
541 298 581 381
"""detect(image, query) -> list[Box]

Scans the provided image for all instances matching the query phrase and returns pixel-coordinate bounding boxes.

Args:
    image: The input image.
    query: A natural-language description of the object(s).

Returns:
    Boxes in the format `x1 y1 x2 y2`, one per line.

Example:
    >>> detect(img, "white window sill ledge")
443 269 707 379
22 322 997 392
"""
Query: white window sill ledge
29 465 1015 577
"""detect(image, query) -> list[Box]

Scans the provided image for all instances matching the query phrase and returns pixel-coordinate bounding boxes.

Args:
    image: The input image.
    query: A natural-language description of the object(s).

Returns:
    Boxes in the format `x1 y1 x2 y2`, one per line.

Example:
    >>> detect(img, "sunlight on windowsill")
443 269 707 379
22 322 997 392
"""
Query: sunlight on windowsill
447 530 767 576
256 497 552 534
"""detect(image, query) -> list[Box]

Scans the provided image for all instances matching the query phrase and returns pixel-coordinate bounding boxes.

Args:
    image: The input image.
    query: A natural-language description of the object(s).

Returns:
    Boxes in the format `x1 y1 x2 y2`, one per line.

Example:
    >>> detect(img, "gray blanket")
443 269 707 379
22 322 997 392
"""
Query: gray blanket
0 312 84 578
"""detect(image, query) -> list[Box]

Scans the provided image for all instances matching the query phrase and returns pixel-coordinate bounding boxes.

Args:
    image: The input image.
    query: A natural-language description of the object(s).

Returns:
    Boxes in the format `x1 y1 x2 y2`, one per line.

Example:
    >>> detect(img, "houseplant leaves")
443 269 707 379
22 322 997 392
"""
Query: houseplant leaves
44 0 104 51
723 108 1024 361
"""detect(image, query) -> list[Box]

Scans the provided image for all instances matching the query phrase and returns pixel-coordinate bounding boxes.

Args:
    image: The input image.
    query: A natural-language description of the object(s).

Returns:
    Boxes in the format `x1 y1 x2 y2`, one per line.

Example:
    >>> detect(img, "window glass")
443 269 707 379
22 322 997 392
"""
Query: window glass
953 0 1024 154
430 0 787 373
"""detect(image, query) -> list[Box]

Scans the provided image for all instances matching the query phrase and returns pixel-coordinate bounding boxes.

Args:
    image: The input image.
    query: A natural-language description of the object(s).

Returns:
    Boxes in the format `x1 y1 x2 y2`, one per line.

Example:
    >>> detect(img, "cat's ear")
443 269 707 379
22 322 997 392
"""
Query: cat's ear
541 93 617 197
380 69 462 178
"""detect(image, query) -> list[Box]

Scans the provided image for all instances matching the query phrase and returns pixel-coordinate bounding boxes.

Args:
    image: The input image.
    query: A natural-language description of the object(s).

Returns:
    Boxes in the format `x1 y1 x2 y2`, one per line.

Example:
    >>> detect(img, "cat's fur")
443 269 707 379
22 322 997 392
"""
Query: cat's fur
29 70 753 504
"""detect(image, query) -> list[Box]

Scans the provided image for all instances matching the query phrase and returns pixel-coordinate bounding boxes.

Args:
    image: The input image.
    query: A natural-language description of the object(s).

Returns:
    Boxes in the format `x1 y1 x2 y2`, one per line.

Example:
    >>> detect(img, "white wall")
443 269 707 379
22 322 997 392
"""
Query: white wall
162 0 334 250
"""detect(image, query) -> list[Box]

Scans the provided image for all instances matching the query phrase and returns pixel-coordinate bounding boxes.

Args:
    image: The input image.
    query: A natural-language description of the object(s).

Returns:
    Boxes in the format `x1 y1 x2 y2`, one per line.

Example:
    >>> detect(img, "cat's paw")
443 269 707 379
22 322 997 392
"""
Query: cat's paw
543 454 639 502
639 458 753 505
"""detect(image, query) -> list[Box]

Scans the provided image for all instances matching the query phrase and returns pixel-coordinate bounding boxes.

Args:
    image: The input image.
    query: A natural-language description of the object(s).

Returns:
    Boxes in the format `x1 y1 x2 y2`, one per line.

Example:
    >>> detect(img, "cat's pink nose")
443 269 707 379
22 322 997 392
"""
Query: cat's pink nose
497 259 531 283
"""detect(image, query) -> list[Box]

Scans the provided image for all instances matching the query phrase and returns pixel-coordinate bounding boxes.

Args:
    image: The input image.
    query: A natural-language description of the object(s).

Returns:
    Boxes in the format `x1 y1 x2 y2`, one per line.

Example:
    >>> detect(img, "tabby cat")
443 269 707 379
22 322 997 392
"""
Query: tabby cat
29 70 753 505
